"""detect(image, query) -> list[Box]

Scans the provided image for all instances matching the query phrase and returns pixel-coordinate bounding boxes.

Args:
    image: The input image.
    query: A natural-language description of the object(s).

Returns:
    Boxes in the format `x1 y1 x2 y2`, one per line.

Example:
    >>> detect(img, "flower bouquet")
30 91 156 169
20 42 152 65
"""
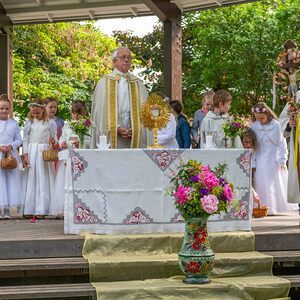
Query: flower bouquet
169 160 234 219
168 159 235 284
222 118 245 139
222 118 245 148
69 117 95 149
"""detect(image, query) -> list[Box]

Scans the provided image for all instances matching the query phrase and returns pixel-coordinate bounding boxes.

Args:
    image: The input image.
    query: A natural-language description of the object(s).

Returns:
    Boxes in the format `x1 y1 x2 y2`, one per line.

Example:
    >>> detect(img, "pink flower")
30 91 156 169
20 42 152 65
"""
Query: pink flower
198 171 219 190
223 184 234 202
84 119 92 127
200 165 210 172
174 185 192 204
201 195 219 214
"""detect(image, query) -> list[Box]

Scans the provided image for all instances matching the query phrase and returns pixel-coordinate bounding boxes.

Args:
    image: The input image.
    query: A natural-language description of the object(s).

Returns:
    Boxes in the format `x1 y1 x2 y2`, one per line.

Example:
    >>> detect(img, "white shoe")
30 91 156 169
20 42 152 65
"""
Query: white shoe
3 215 11 220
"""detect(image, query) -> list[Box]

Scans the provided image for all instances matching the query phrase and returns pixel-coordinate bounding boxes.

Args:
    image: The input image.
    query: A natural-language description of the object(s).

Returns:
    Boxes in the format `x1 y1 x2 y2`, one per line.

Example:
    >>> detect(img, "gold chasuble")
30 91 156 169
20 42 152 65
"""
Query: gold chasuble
91 71 152 149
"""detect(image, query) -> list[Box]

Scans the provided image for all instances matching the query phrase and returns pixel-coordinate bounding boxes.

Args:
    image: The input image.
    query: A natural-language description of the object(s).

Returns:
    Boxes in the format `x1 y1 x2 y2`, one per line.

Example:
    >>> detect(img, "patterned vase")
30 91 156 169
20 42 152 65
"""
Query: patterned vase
178 216 215 284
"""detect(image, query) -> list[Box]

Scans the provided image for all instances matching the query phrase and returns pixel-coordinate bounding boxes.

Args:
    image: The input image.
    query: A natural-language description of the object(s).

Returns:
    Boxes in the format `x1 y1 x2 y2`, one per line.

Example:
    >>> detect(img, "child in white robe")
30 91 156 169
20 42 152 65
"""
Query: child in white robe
200 90 242 149
50 101 89 217
251 102 297 215
156 93 179 149
0 94 22 219
22 98 57 218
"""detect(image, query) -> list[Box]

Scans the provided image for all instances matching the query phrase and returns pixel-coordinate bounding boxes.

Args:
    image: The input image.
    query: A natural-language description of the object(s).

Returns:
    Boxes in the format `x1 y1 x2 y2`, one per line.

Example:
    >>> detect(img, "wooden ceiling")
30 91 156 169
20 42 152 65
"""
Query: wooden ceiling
0 0 259 25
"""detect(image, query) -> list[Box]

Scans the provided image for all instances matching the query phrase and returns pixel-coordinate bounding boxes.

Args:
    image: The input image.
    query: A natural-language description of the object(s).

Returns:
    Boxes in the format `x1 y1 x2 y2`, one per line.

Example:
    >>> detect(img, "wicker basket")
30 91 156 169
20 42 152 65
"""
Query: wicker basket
252 199 269 218
42 144 59 162
0 150 17 169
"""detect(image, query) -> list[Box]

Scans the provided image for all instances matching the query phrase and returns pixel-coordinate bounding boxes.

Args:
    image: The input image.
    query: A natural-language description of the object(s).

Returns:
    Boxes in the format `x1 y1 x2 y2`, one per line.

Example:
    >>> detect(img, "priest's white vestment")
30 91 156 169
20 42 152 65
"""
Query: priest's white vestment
91 69 152 149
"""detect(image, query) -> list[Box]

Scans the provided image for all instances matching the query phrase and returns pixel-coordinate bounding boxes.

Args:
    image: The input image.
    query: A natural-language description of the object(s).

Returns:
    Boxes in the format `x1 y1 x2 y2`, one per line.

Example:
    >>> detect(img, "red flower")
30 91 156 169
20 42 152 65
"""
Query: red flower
195 229 207 243
192 241 201 250
84 119 92 127
187 262 200 273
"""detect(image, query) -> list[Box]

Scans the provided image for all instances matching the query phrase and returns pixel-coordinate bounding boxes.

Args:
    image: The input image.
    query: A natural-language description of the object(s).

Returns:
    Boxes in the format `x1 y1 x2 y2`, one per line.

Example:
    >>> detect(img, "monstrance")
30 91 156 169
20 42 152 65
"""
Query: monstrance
140 93 170 148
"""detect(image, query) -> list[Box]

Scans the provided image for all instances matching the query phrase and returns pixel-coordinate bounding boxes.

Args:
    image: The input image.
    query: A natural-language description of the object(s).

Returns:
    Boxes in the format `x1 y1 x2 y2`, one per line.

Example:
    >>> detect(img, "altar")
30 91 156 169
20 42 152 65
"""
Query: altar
63 149 252 234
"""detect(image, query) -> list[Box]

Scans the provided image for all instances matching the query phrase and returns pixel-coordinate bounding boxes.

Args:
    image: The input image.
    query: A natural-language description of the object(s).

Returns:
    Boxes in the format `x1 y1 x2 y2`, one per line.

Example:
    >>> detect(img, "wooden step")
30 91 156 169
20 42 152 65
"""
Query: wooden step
0 283 96 299
0 257 89 286
255 232 300 251
262 251 300 262
280 275 300 288
0 257 88 272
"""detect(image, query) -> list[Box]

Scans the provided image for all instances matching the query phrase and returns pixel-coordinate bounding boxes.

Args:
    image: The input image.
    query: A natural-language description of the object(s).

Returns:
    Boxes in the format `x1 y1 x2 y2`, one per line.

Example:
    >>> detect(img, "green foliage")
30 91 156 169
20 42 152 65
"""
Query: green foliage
113 24 164 92
13 22 116 125
114 0 300 117
12 0 300 125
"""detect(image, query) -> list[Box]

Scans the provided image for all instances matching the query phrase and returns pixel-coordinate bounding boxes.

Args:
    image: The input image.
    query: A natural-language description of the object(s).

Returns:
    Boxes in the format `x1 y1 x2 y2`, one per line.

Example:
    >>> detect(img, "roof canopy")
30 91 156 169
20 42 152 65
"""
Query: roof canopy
0 0 258 25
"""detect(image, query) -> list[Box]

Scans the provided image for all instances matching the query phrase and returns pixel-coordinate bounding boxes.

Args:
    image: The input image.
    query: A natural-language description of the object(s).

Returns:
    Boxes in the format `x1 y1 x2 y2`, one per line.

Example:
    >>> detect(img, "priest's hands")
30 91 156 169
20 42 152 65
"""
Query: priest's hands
117 127 132 139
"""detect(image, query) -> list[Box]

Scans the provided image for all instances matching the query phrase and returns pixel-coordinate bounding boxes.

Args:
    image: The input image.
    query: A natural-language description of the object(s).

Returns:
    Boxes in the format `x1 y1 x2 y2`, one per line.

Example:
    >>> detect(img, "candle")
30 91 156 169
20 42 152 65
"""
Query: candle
206 135 213 149
99 135 107 147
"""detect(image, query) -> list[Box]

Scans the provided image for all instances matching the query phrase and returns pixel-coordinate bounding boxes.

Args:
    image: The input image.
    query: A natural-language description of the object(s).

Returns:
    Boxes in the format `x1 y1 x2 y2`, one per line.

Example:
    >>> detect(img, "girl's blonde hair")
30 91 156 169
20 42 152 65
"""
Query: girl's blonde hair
251 102 278 122
44 97 57 106
28 98 48 122
0 94 10 103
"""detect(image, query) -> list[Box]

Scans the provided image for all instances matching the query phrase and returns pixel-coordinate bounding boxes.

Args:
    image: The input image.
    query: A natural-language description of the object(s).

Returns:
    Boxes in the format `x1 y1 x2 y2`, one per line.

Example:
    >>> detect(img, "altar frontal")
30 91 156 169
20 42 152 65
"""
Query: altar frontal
63 149 252 234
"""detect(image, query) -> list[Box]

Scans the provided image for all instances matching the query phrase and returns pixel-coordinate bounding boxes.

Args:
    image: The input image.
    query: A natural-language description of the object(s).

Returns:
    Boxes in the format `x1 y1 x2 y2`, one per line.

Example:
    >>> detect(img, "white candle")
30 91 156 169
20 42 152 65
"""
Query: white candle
206 135 213 149
99 135 107 146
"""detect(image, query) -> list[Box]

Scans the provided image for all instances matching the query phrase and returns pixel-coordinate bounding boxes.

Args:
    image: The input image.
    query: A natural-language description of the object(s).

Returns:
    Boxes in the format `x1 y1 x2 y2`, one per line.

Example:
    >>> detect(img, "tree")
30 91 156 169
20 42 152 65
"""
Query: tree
113 0 300 117
13 22 116 124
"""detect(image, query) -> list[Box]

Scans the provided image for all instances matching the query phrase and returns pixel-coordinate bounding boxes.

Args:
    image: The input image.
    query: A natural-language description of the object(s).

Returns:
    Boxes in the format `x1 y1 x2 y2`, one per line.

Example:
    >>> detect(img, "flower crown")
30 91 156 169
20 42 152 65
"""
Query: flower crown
252 107 266 114
28 102 45 108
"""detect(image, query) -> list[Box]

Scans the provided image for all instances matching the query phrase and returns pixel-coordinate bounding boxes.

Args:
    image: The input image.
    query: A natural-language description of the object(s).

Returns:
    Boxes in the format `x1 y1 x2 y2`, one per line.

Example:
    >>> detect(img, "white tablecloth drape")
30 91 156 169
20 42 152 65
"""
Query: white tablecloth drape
63 149 252 234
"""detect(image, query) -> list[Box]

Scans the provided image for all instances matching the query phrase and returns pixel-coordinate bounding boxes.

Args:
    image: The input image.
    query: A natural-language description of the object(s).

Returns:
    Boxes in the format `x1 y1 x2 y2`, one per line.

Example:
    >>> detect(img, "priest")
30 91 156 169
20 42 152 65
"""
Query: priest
90 46 152 149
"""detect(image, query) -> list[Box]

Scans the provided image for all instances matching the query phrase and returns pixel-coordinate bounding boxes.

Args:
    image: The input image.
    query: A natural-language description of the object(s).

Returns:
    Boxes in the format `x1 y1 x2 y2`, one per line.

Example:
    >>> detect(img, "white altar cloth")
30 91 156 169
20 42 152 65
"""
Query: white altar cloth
63 149 252 234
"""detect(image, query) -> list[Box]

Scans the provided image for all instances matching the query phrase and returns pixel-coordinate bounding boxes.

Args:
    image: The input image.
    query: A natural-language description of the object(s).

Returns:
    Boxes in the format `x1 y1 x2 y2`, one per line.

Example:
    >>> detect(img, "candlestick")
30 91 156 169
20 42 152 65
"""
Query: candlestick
206 135 213 149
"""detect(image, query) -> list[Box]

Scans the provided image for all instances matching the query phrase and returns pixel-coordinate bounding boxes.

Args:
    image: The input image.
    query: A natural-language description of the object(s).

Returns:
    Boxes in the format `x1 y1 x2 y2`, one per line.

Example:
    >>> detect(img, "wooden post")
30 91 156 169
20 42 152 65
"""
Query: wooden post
163 15 182 100
0 1 13 102
0 26 13 100
144 0 182 100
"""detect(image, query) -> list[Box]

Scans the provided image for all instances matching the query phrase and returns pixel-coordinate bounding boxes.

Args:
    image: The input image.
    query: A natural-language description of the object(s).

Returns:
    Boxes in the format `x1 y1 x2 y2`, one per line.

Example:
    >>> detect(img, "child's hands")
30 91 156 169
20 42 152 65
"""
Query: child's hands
72 140 80 149
253 190 260 204
49 137 56 146
61 142 67 149
280 165 287 171
0 145 11 153
22 154 30 168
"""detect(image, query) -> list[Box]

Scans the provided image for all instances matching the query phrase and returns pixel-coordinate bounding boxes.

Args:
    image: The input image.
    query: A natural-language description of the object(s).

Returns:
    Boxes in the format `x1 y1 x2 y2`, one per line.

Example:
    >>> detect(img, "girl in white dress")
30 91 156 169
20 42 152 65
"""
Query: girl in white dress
22 99 57 218
251 102 297 215
0 94 22 219
156 93 179 149
50 101 89 217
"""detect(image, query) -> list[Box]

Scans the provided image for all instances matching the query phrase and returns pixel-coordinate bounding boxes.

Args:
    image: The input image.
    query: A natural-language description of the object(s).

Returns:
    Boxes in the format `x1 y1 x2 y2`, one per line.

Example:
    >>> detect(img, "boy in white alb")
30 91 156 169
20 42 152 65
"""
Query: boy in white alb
200 90 242 149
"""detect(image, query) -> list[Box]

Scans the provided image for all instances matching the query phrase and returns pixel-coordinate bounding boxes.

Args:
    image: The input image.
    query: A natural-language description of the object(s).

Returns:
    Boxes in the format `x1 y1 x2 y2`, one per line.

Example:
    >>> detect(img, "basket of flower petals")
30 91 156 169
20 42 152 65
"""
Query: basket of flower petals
252 198 268 218
0 149 17 169
42 142 58 162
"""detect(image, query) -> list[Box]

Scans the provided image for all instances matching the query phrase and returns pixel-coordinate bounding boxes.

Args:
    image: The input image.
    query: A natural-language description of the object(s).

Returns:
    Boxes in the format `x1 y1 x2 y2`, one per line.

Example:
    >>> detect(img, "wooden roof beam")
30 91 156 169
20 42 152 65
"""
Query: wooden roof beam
0 2 11 29
143 0 181 22
5 0 142 15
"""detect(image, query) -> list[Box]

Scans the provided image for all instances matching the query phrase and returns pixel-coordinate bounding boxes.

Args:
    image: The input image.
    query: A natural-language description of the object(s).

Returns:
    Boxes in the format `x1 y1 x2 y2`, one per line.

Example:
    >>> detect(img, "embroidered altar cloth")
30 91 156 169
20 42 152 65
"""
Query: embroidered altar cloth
63 149 252 234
